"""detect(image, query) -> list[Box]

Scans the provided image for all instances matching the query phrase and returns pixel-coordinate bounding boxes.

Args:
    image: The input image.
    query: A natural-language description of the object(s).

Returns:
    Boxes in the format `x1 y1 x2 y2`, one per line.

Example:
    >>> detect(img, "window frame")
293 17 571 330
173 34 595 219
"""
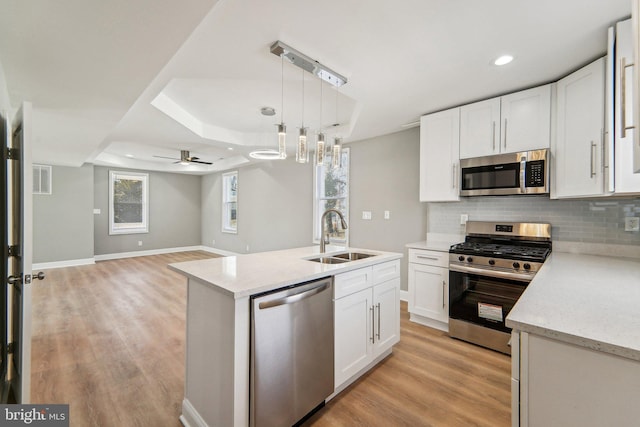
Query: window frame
222 170 238 234
109 170 149 235
313 147 350 245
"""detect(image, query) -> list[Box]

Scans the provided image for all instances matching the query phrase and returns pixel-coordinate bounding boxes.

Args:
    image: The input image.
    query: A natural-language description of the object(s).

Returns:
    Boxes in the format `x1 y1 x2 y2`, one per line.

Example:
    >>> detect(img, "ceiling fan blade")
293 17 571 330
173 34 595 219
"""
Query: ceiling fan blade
153 155 181 160
189 159 213 165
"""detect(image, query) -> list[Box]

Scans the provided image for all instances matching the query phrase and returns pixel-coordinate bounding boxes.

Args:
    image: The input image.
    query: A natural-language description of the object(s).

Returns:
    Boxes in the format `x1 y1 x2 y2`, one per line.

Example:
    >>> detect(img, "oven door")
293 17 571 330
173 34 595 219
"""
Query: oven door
449 269 527 333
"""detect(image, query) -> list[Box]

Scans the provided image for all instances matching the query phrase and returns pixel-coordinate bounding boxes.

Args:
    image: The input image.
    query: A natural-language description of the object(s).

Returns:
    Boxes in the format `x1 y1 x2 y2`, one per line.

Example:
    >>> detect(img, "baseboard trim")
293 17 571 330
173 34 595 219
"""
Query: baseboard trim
198 245 239 257
180 398 208 427
95 246 213 261
399 289 409 302
32 258 95 270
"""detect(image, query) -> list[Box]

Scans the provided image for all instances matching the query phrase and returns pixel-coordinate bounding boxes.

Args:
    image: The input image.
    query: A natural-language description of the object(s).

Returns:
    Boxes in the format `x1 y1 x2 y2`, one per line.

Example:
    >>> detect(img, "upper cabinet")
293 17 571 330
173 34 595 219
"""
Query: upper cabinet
633 0 640 173
419 108 460 202
459 85 551 159
552 57 606 198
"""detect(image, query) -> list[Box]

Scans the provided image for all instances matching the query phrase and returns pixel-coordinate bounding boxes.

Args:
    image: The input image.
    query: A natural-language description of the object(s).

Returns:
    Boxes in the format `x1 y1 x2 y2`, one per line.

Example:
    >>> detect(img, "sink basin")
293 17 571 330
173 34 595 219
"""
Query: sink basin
307 256 349 264
332 252 374 261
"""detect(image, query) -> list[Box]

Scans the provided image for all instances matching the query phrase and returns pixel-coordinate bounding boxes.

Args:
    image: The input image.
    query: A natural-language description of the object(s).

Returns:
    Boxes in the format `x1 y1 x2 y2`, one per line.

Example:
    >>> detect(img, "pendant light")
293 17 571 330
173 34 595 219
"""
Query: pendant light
316 79 325 165
277 54 287 159
332 85 342 169
297 69 309 163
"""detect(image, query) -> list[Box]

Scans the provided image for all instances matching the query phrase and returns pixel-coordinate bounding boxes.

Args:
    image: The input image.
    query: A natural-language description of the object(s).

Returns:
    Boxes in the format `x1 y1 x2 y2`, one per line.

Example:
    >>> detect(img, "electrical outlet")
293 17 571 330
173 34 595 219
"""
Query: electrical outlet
362 211 372 220
460 214 469 225
625 217 640 232
212 239 215 246
138 241 143 246
384 210 390 220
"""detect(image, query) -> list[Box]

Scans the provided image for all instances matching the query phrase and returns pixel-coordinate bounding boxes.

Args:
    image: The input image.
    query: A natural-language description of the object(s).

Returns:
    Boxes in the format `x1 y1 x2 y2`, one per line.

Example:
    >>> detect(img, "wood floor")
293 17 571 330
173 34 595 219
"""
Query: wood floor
31 251 511 427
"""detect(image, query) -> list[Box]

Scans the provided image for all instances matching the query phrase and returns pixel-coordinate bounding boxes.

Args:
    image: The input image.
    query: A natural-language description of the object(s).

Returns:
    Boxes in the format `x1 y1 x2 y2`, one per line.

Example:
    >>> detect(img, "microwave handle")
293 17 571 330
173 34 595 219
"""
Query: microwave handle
452 164 456 189
520 156 526 193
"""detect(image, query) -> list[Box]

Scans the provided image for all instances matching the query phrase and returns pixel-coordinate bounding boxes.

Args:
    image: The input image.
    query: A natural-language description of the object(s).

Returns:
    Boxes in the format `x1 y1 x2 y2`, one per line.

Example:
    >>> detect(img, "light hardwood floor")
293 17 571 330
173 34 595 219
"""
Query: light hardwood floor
31 251 510 427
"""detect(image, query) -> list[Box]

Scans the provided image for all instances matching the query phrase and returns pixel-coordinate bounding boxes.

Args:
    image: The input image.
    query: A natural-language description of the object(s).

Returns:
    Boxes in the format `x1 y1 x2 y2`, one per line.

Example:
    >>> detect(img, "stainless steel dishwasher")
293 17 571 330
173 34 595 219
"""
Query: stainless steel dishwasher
250 277 334 427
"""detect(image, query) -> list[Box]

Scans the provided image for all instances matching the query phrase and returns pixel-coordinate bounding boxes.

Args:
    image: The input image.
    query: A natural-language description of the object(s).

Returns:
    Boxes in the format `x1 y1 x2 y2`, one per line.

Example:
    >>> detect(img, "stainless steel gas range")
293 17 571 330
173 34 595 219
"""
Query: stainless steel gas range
448 221 551 354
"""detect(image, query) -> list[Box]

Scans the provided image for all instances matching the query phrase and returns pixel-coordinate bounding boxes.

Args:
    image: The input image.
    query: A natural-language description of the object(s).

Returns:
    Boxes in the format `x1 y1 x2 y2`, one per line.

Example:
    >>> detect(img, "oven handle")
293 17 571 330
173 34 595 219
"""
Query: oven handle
449 264 533 283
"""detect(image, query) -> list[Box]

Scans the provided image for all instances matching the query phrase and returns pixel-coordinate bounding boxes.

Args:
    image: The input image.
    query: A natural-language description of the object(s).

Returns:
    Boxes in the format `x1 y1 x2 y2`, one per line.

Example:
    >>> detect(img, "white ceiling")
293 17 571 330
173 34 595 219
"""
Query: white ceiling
0 0 632 174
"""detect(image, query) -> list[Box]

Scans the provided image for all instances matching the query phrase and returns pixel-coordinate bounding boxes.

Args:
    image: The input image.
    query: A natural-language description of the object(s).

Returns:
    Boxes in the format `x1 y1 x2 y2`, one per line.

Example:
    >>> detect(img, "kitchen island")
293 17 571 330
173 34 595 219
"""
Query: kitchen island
506 252 640 426
169 245 402 427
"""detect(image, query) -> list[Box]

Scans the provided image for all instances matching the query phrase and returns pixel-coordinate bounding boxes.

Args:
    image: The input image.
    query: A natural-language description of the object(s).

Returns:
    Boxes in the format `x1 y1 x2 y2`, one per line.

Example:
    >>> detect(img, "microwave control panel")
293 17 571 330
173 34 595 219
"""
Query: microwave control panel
525 160 545 187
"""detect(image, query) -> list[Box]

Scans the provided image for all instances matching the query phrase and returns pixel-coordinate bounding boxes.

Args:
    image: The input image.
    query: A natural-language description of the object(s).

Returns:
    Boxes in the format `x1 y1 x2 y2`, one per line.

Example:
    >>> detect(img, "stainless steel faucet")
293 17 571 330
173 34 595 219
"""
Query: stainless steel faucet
320 208 348 253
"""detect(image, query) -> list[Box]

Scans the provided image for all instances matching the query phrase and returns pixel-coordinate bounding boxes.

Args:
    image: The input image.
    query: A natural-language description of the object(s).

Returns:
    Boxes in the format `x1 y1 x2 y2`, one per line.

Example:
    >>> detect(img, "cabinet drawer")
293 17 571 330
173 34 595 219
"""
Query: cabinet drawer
409 249 448 267
334 267 373 299
372 260 401 284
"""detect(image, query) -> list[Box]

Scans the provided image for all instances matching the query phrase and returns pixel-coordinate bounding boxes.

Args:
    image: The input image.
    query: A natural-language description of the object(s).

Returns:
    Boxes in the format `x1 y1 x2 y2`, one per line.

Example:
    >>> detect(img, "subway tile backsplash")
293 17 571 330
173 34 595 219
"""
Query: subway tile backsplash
428 196 640 245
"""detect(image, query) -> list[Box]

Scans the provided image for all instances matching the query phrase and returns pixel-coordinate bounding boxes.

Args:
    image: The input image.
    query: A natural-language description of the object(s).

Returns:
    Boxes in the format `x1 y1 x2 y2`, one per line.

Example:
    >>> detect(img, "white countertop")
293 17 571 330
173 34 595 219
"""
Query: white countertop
169 245 403 299
506 252 640 361
406 233 462 252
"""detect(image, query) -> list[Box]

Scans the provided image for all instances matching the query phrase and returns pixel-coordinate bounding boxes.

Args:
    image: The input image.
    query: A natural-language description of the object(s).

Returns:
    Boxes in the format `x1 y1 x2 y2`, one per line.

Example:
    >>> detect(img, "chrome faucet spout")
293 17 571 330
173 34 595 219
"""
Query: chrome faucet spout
320 208 348 253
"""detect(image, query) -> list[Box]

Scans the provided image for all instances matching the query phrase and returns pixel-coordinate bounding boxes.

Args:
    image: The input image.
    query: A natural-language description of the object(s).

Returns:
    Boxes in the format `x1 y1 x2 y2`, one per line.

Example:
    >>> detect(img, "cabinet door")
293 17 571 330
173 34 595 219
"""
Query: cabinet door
372 278 400 358
334 288 372 388
615 20 640 193
633 0 640 173
408 263 448 323
553 57 605 198
500 85 551 153
419 108 460 202
460 97 501 158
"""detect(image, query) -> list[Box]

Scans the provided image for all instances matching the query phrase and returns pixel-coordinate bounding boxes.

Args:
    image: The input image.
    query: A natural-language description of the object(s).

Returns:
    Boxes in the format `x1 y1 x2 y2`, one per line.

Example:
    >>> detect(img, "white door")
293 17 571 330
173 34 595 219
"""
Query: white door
419 107 460 202
459 97 500 158
408 263 448 323
500 85 551 154
6 103 34 403
334 288 372 388
372 278 399 358
554 58 605 198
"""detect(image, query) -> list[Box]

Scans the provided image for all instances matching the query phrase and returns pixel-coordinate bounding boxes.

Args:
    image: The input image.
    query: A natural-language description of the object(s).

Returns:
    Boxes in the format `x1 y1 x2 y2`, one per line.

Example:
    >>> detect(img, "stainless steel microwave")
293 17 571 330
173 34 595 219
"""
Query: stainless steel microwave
459 149 549 196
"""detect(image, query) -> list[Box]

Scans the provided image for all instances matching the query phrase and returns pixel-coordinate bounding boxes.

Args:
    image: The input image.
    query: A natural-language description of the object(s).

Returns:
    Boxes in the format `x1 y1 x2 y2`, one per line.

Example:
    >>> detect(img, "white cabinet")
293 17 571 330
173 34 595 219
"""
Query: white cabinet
632 0 640 172
614 19 640 194
407 249 448 331
460 85 551 159
552 57 606 198
334 261 400 389
419 108 460 202
513 331 640 427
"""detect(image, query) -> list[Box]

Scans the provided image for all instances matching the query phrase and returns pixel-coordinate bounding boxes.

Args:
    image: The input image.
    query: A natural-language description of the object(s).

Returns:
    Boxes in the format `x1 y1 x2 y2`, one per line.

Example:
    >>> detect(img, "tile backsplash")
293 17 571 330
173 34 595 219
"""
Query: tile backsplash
428 195 640 245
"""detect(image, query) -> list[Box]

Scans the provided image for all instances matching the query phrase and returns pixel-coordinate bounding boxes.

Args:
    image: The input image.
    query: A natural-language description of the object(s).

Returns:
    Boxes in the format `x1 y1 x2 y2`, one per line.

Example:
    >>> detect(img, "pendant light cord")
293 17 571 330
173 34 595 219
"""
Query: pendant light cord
281 54 284 124
301 68 305 128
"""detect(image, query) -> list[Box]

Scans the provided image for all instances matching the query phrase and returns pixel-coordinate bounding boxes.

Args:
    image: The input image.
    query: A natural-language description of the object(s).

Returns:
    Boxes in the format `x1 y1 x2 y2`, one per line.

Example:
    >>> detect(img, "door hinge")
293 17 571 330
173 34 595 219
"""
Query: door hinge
6 342 15 354
4 147 20 161
7 245 19 257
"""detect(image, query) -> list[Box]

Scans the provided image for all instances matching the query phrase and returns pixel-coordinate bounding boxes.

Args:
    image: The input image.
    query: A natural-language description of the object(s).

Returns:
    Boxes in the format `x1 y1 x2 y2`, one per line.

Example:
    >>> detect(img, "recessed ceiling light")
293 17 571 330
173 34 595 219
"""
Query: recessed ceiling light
125 154 135 158
494 55 514 66
227 147 234 151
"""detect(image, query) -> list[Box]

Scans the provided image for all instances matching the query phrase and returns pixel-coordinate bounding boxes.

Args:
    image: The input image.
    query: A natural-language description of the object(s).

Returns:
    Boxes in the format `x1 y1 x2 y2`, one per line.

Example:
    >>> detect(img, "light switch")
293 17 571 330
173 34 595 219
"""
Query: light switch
362 211 372 220
384 211 390 220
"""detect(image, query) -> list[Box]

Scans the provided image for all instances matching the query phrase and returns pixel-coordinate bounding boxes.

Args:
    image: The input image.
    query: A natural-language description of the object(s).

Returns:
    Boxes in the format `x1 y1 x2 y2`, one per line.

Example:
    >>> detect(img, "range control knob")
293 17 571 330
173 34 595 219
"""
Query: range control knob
512 262 520 269
523 263 531 270
488 259 495 266
458 255 465 262
466 257 473 263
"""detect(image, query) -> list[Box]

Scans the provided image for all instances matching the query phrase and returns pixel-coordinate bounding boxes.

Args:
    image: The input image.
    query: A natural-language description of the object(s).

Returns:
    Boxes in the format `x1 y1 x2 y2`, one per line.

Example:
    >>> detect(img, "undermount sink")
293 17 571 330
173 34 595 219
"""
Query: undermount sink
306 252 376 264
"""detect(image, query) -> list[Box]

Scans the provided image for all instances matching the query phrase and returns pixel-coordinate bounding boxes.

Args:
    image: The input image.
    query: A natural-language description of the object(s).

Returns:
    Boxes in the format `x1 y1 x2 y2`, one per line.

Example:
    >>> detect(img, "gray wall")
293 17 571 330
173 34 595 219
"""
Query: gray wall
202 160 314 254
94 166 201 255
428 196 640 245
33 165 95 263
349 127 428 291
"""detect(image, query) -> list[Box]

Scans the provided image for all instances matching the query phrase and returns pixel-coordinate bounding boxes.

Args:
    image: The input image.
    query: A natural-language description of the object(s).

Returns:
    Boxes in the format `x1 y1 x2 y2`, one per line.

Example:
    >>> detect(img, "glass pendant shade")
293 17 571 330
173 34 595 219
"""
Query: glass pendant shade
278 123 287 159
332 137 342 169
316 133 326 165
297 128 309 163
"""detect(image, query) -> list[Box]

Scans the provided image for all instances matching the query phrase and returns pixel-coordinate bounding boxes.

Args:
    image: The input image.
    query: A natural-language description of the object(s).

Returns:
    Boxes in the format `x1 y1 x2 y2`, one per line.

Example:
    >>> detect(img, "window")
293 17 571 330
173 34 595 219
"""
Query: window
222 171 238 233
313 148 349 244
109 171 149 235
33 164 52 195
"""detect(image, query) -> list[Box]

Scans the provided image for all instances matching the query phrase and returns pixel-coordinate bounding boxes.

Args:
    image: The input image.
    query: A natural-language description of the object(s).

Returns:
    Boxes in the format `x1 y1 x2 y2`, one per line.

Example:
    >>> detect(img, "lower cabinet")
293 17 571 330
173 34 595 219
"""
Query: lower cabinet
334 261 400 389
407 249 449 331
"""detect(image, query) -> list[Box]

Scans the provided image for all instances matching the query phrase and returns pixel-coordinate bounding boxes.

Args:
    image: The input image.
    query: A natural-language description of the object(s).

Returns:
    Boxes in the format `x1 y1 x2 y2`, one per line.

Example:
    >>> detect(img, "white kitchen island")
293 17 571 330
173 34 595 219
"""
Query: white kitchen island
506 252 640 427
169 245 402 427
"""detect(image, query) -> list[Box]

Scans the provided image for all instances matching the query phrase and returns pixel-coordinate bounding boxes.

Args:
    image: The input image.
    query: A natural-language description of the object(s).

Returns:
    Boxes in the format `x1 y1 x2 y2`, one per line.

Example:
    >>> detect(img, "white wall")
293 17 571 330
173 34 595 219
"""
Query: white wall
0 59 11 117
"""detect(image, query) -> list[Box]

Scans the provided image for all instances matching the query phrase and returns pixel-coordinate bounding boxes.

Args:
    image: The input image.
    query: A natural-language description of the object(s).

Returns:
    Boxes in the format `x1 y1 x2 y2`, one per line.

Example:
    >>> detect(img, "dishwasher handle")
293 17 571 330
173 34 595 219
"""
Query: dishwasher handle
258 282 330 310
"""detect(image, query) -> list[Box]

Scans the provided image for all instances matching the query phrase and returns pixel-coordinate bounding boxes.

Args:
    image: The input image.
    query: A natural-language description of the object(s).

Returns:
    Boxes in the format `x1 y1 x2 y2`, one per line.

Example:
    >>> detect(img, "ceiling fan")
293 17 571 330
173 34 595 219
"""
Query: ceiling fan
153 150 213 165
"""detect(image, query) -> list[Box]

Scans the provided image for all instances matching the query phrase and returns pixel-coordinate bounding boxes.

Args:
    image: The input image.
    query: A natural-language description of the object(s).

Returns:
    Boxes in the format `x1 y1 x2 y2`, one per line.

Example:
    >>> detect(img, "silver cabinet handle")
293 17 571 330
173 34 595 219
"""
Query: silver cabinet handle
258 282 329 309
590 141 596 178
621 57 636 138
492 121 496 151
370 306 375 343
442 280 446 309
503 118 508 150
376 303 381 340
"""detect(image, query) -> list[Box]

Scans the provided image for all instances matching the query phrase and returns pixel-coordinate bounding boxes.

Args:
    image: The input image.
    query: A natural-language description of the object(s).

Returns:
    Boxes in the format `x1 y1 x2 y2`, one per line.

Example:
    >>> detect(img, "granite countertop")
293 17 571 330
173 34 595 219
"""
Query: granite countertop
506 252 640 361
169 245 403 299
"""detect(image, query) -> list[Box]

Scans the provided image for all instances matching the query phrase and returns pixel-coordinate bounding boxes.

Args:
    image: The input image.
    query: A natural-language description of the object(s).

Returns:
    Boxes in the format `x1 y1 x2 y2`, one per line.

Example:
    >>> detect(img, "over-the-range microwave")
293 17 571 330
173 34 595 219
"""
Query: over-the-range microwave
459 148 549 196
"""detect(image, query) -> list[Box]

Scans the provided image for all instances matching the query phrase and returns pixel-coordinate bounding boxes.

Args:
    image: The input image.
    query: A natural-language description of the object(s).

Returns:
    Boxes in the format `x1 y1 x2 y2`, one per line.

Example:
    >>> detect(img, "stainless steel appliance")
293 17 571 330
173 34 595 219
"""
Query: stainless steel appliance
448 221 551 354
459 148 549 196
250 277 334 427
